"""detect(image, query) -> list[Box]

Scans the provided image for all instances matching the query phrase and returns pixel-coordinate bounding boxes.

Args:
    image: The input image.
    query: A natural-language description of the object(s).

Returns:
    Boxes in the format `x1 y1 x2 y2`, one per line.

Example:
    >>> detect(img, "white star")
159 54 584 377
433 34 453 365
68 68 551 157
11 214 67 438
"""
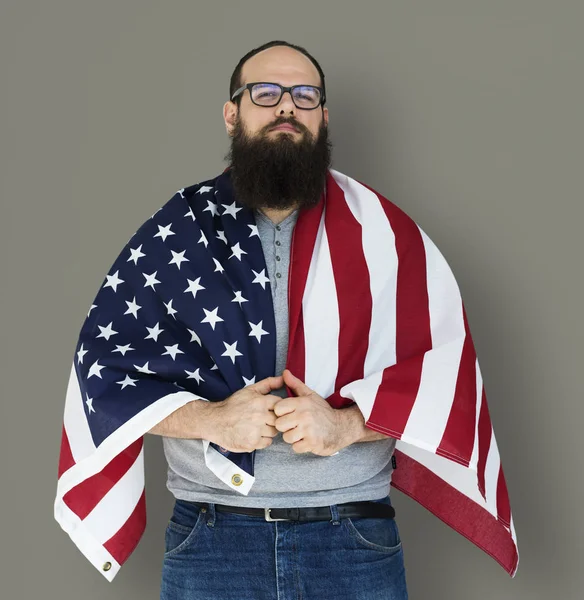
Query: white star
203 200 219 217
163 299 178 319
216 230 228 244
143 271 161 290
169 249 189 269
222 201 243 219
248 224 259 238
249 320 269 343
229 242 247 261
162 344 184 360
150 207 163 219
104 270 124 292
184 206 196 221
210 359 218 371
198 230 209 248
184 276 205 298
87 304 97 317
135 361 156 374
201 307 224 330
197 185 213 195
128 245 146 265
187 328 202 345
177 187 185 198
221 340 243 364
77 343 88 364
117 375 138 389
252 268 270 289
87 359 106 379
113 343 134 356
86 394 95 414
154 223 175 242
124 297 141 319
213 258 225 274
186 368 205 385
145 322 164 341
232 290 248 305
243 375 256 386
96 321 118 340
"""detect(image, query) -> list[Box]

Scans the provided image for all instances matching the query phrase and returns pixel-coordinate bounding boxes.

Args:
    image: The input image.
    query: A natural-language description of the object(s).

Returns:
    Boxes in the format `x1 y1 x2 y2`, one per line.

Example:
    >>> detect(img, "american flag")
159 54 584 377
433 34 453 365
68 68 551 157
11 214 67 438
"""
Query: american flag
54 166 519 581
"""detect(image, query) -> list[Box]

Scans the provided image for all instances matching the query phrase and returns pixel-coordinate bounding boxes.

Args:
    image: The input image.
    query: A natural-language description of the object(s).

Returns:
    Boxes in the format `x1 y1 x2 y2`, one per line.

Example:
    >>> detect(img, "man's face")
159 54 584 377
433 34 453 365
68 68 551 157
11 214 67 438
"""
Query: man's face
222 46 332 211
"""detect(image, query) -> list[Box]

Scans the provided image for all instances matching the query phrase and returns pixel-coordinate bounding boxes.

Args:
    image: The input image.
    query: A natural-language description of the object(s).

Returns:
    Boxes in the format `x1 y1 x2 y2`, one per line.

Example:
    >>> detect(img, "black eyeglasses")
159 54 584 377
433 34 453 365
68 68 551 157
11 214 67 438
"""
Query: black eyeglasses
231 82 325 110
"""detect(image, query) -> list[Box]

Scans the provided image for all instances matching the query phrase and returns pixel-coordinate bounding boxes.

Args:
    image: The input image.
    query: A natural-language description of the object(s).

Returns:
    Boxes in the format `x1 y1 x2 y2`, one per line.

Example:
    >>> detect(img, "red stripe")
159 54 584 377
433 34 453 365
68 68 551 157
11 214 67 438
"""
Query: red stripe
58 425 76 478
476 388 492 500
391 449 518 576
324 184 371 392
104 489 147 565
437 306 477 465
63 438 143 520
286 179 325 386
368 190 431 433
496 465 512 527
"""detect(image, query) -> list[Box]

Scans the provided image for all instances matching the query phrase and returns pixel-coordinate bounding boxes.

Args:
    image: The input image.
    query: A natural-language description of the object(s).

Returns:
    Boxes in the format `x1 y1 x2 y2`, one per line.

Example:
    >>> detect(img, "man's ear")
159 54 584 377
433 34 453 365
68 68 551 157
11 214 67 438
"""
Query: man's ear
223 101 236 136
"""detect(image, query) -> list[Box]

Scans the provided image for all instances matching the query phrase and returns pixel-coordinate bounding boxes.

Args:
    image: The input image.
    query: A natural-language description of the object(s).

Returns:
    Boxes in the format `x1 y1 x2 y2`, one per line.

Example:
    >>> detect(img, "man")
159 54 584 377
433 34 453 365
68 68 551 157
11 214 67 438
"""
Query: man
150 41 407 599
54 40 518 599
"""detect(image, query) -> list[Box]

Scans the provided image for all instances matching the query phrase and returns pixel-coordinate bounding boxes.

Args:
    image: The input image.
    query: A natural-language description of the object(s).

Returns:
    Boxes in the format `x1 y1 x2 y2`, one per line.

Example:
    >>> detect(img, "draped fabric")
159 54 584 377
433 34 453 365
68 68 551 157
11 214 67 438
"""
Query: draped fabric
54 167 518 581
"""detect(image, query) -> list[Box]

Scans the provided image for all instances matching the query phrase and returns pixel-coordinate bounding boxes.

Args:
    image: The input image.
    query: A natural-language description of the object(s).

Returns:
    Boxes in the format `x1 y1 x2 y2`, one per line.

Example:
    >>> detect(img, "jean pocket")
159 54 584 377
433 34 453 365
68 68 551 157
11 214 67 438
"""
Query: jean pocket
164 500 205 557
344 516 402 555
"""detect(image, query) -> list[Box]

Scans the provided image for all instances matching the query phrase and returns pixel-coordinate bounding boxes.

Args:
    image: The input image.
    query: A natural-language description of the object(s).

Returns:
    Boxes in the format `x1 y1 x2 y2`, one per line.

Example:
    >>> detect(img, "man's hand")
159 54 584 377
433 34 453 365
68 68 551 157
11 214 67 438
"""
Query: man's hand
207 375 283 453
273 369 356 456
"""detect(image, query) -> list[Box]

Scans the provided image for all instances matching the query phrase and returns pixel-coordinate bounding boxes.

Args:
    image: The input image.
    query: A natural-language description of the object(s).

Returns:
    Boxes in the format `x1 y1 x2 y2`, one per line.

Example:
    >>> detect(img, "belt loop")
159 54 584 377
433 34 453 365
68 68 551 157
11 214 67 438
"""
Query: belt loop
206 502 216 527
329 503 340 526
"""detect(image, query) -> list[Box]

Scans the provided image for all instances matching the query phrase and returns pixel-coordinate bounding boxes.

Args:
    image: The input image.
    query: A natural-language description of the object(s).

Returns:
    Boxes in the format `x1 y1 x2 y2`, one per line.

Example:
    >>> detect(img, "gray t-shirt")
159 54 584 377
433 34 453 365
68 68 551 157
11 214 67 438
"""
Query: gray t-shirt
162 207 396 507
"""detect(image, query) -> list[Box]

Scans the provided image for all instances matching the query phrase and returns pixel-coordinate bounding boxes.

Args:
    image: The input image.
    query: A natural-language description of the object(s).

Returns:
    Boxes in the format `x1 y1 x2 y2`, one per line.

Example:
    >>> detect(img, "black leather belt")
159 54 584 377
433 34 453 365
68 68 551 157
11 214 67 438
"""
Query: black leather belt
189 500 395 522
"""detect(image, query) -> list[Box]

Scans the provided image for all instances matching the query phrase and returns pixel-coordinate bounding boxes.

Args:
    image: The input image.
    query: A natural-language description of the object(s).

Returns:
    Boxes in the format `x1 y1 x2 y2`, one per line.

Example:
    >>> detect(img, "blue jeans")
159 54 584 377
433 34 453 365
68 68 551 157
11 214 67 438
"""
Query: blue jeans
160 494 408 599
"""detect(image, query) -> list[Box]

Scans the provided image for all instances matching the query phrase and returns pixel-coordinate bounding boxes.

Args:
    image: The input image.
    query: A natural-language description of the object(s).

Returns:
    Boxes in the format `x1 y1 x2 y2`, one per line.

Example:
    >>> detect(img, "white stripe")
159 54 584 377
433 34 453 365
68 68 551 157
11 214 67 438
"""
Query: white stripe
302 212 339 399
63 361 96 462
402 338 465 451
396 441 485 505
483 429 501 517
54 498 120 582
57 390 205 497
331 170 398 377
202 440 255 494
401 226 466 451
469 359 484 472
339 369 383 422
84 445 145 544
417 226 466 346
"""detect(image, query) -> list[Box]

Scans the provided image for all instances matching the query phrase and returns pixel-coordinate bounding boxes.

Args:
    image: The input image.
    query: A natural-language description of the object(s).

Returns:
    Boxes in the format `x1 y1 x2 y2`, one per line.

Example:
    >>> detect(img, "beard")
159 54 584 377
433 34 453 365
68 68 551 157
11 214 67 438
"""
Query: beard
222 111 333 211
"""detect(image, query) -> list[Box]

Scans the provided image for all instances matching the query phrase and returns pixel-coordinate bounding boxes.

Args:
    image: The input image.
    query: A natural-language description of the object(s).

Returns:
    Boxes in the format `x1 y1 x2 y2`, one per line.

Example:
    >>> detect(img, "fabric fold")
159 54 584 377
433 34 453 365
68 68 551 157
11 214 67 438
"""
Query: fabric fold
55 167 518 580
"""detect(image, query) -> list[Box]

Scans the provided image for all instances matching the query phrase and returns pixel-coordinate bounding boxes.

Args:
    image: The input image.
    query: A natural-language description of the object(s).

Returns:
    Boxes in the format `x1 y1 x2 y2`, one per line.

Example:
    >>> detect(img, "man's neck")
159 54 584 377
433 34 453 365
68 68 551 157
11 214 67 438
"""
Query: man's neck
257 205 298 225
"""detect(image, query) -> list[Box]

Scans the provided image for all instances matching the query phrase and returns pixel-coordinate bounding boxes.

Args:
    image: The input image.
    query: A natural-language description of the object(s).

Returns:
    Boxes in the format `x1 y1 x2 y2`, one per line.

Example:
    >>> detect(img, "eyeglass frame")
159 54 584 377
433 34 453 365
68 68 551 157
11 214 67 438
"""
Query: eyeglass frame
230 81 326 110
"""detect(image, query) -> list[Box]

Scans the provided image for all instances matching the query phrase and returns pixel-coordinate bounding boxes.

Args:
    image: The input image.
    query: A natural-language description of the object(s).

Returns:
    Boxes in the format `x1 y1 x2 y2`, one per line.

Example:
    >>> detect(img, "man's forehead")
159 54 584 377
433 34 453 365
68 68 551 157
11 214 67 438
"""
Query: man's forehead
241 48 320 86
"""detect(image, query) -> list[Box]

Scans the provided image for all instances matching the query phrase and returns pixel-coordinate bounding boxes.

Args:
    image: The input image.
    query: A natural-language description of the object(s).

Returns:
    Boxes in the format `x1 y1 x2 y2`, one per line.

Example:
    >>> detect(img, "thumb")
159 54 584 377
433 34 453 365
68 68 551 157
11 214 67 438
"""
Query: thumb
252 375 284 395
283 369 312 396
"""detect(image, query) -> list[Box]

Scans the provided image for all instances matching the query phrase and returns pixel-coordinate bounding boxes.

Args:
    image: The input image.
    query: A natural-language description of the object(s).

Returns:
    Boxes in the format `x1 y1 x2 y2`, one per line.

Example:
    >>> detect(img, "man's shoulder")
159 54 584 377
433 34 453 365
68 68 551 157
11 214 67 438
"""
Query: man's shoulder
328 168 417 228
126 171 225 244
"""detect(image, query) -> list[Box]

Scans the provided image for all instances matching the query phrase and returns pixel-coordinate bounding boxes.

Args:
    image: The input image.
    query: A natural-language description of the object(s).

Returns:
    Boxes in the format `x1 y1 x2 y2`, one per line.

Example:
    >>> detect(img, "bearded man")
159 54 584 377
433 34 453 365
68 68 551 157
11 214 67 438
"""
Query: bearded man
54 40 518 600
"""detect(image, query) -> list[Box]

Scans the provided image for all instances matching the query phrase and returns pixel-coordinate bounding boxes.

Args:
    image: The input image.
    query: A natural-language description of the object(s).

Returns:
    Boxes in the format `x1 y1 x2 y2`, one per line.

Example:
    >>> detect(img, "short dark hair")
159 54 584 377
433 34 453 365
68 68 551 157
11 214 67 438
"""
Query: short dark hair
229 40 326 110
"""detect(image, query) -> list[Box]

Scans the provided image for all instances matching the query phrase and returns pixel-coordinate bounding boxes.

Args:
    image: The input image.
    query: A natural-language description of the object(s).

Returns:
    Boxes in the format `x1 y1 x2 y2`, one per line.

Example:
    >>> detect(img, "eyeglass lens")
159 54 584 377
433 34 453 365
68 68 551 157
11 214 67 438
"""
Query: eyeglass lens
251 83 321 108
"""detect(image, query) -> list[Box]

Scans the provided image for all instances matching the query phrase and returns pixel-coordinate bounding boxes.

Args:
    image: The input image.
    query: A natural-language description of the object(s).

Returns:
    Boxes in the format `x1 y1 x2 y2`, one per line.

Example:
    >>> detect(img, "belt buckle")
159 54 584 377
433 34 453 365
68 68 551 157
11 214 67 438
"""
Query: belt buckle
264 508 290 522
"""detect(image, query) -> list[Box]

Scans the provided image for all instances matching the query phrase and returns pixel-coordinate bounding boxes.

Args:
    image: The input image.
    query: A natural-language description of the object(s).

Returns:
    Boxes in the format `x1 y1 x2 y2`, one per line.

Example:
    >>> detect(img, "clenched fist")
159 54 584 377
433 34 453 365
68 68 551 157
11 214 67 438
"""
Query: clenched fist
207 375 284 453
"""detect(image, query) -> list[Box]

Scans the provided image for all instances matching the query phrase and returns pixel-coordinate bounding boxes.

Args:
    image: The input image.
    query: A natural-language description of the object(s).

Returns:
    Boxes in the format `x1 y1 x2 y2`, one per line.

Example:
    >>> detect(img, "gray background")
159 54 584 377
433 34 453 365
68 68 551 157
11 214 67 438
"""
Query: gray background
2 1 582 598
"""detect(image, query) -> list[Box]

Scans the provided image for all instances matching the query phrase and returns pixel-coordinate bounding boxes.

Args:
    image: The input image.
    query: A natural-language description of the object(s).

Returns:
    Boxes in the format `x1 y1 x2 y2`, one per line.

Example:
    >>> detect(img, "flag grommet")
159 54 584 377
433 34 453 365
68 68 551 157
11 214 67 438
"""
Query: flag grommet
102 562 112 572
231 474 243 486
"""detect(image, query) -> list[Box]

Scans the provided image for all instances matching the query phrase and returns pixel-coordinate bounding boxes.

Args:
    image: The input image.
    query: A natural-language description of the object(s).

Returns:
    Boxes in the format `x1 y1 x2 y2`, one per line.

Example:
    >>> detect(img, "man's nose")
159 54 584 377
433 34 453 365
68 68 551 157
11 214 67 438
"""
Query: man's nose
274 90 296 114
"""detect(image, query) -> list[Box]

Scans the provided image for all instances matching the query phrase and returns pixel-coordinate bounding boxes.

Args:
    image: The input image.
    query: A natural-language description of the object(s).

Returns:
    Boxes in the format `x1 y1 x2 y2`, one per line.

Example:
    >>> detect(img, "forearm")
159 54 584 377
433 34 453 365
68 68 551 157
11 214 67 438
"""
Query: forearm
341 403 391 444
147 398 214 439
